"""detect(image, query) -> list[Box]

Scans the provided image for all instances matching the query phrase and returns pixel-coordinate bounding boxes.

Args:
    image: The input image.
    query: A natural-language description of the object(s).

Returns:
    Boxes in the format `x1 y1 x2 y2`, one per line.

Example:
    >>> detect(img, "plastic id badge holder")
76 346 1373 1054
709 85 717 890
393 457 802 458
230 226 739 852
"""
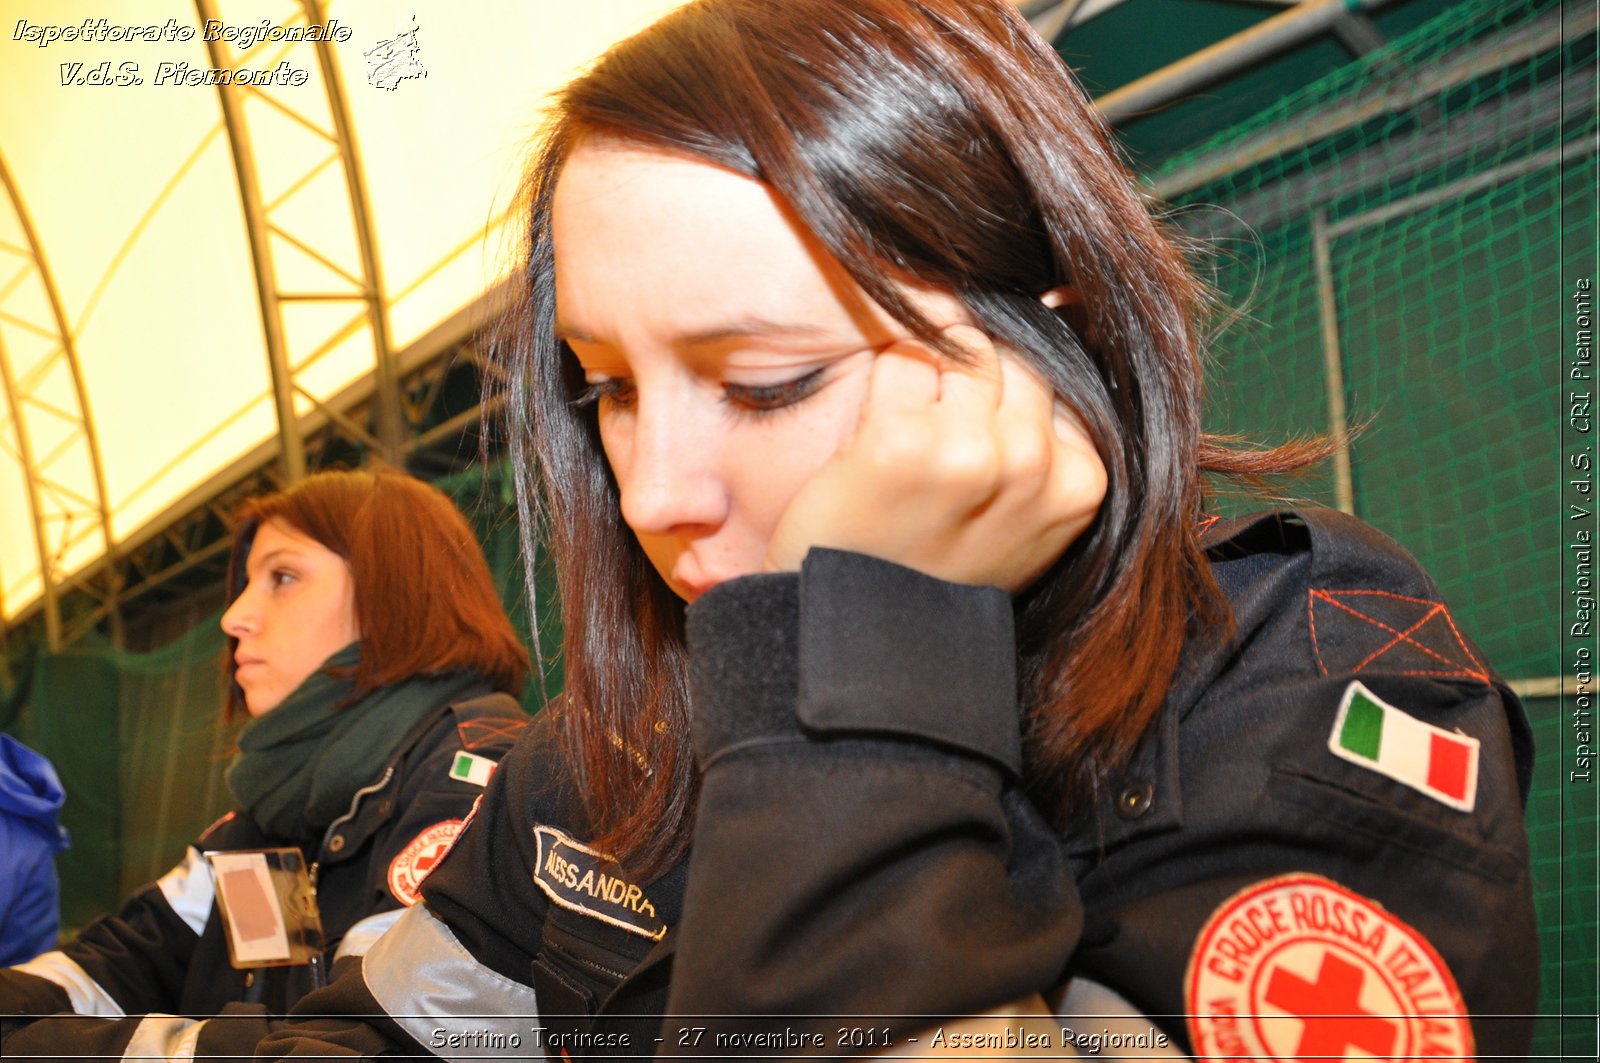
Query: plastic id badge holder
205 848 326 973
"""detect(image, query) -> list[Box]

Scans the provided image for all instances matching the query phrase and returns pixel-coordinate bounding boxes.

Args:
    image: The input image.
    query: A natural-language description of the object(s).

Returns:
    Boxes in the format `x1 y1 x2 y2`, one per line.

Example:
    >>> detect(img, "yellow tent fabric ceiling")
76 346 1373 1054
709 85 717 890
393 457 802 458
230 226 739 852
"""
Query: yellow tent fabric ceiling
0 0 689 622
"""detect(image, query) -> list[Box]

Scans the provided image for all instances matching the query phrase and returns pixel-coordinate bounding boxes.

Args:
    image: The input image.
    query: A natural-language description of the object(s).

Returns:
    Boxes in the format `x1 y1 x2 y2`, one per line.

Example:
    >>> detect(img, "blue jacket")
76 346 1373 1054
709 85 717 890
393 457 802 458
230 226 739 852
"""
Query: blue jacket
0 735 69 967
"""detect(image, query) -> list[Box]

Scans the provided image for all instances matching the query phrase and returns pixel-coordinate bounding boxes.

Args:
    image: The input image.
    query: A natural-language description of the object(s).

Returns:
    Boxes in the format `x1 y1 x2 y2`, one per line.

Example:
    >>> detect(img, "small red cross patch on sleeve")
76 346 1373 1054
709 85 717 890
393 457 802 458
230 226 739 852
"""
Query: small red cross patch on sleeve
386 820 464 906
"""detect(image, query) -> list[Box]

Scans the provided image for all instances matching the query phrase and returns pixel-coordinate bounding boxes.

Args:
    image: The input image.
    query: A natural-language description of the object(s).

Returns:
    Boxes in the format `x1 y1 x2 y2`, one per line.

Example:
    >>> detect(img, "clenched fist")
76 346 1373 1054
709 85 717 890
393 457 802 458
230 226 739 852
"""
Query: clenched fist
764 324 1105 593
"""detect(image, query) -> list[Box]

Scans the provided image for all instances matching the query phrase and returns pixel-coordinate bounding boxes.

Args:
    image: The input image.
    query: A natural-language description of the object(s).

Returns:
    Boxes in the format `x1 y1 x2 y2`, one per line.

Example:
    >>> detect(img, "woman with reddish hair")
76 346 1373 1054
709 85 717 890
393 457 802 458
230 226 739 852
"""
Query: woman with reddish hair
266 2 1535 1058
1 468 529 1061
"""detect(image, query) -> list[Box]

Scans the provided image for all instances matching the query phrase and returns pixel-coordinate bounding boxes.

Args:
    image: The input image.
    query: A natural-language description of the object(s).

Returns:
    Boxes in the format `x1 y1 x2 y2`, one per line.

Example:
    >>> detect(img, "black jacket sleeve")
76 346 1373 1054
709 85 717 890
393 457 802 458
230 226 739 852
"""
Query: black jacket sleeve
3 697 529 1063
663 549 1081 1048
0 845 211 1016
1 837 266 1062
666 519 1538 1059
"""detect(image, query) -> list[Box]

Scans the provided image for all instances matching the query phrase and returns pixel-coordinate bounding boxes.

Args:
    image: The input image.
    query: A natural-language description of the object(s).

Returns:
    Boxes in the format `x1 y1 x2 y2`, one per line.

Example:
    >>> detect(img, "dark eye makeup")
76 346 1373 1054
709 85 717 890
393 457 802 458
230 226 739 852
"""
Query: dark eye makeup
570 365 829 420
571 378 637 410
720 366 828 418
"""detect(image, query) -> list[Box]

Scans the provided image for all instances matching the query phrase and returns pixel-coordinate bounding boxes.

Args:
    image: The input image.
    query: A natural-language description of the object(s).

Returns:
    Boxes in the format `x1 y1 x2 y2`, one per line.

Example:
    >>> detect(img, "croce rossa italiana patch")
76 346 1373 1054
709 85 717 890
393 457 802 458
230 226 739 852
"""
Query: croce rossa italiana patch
1185 873 1471 1061
532 825 666 941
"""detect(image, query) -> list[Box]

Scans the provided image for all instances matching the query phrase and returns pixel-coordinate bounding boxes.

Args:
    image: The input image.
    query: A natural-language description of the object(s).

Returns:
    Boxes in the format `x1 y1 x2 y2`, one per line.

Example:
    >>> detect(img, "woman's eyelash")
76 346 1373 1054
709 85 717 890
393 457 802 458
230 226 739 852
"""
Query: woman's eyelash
722 367 827 418
571 367 829 417
572 378 636 409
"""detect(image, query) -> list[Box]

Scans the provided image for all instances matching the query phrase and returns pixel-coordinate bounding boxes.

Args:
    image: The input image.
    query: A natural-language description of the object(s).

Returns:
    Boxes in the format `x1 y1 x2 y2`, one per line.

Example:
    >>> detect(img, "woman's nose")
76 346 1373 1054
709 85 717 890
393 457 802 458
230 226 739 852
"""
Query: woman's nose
614 402 729 537
220 589 255 636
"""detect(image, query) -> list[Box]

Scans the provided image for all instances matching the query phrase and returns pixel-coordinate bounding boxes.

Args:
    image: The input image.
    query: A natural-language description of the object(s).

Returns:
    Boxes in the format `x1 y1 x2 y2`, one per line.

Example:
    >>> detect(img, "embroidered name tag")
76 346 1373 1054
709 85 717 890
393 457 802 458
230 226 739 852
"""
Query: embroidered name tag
532 825 666 941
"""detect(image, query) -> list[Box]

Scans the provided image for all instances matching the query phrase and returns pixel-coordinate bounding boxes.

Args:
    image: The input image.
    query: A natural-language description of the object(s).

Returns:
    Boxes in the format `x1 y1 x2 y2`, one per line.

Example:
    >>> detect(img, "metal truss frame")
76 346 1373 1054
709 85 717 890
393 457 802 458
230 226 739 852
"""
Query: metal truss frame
0 150 118 652
3 0 426 650
196 0 403 483
1017 1 1400 121
3 0 524 645
5 325 500 649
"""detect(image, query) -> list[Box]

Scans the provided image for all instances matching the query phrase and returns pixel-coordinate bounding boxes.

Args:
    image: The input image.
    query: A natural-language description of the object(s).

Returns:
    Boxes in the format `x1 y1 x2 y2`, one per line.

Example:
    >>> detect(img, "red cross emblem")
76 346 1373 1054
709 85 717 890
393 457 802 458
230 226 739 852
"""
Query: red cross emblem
1264 952 1397 1057
1186 874 1473 1061
413 843 448 876
386 819 465 906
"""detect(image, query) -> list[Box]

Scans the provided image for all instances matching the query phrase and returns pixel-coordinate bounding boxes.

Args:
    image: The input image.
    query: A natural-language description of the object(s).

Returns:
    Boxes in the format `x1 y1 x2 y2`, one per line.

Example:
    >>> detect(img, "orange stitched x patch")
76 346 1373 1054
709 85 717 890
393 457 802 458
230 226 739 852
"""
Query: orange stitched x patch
1307 589 1489 685
456 717 527 751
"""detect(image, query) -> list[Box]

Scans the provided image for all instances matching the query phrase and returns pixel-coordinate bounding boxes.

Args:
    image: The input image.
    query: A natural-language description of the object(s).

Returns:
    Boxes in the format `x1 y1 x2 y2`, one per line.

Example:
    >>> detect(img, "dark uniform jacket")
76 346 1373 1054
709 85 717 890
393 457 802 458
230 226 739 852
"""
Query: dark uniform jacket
0 692 527 1062
259 511 1538 1060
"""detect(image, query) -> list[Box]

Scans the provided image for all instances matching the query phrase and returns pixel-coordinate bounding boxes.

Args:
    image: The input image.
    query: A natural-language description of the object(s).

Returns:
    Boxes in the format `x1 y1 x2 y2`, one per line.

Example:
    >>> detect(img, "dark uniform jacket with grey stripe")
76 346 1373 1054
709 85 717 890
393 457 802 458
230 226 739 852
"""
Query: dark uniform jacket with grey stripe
0 693 526 1063
258 511 1540 1060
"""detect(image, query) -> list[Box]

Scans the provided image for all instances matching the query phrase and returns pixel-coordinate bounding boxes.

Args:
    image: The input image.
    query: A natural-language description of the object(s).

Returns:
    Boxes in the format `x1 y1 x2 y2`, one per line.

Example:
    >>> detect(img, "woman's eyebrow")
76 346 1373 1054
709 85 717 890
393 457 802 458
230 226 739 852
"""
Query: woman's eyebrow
673 318 836 347
246 548 301 575
554 318 838 347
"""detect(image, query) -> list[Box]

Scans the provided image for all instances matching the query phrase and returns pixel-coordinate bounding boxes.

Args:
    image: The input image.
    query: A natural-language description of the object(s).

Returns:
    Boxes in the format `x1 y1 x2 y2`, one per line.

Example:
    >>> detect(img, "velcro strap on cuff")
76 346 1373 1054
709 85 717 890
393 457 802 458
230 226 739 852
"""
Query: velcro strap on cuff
685 573 803 766
798 549 1021 774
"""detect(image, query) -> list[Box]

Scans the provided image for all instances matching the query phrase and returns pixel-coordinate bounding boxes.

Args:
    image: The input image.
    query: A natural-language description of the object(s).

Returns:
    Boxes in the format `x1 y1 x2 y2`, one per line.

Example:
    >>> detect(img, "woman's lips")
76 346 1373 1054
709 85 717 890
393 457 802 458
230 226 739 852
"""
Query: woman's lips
672 559 726 601
676 579 712 602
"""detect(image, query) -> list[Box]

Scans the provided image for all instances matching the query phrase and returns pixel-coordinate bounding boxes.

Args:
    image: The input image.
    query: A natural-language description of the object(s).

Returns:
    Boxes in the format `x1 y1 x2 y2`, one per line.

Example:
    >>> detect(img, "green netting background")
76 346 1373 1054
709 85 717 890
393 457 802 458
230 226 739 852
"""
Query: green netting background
1151 0 1596 1054
0 0 1593 1053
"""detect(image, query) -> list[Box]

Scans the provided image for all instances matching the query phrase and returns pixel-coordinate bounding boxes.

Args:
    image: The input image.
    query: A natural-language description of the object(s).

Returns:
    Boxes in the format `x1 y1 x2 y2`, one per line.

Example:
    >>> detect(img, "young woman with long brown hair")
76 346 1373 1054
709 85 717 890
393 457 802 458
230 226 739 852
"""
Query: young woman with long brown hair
264 2 1537 1058
1 468 529 1061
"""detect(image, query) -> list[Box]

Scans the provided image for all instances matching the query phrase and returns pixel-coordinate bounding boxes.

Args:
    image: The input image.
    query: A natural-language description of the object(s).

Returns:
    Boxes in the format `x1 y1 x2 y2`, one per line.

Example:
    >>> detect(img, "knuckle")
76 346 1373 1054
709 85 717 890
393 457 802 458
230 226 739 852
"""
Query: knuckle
868 420 932 469
1080 449 1110 505
1057 449 1109 512
936 439 1000 488
1005 432 1051 485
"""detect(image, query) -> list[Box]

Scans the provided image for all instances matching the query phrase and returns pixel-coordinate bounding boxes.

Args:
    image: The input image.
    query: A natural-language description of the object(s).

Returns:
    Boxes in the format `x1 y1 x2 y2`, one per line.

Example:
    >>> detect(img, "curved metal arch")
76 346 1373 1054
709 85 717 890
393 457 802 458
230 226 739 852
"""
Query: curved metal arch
305 0 403 456
196 0 404 484
0 326 58 648
0 148 117 650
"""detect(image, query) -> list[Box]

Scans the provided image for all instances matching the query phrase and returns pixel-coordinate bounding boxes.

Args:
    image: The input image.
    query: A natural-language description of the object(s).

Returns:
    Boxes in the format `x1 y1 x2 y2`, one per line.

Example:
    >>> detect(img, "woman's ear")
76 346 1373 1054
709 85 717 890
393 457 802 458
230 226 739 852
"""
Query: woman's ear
1038 285 1079 309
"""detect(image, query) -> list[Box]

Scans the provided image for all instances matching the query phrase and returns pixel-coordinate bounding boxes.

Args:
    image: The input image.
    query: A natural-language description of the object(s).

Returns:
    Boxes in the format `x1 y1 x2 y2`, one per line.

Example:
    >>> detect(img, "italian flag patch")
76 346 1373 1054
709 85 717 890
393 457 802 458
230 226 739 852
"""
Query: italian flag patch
1328 681 1479 812
449 751 497 787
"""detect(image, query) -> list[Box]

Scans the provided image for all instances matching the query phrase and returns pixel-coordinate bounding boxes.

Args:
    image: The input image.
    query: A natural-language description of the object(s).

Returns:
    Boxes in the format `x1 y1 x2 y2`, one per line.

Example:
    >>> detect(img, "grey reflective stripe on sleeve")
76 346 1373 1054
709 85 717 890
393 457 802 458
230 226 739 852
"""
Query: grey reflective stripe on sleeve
11 951 125 1017
124 1015 203 1061
363 904 539 1060
333 908 406 960
157 846 215 936
1055 977 1188 1058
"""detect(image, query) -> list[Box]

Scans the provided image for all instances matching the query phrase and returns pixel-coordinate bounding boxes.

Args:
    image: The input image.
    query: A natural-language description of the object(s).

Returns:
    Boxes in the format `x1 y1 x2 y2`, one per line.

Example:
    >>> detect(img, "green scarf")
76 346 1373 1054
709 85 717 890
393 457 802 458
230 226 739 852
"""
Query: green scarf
226 645 485 843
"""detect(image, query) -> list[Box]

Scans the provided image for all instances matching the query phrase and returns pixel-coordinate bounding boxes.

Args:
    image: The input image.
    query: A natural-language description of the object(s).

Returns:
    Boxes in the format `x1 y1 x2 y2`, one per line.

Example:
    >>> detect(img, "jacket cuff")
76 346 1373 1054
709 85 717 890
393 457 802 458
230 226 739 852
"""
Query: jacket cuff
686 549 1020 774
685 572 802 767
0 967 73 1016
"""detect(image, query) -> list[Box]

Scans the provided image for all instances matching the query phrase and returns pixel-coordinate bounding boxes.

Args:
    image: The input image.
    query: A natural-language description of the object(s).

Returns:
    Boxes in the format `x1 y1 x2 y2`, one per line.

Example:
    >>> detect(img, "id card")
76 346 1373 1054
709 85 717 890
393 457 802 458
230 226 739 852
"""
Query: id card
205 848 325 969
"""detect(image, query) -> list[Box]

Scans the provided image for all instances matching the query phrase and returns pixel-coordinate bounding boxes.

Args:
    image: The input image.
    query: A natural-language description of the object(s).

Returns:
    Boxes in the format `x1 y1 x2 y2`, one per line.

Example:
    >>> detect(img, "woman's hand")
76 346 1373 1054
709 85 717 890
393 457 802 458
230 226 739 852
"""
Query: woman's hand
764 324 1106 593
